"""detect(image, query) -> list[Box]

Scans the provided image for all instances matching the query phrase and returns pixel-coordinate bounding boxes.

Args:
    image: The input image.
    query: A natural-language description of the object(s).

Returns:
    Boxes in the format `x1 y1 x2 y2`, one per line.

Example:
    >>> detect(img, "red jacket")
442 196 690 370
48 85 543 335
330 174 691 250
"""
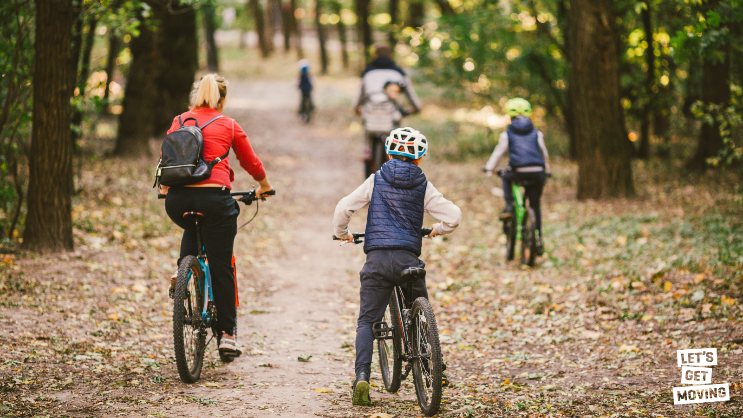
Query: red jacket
167 107 266 189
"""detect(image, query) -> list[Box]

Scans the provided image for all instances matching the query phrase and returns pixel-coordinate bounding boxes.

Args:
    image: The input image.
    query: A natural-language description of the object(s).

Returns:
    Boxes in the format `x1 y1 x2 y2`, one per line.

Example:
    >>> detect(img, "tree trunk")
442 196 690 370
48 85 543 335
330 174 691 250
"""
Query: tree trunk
290 0 303 57
249 0 270 57
637 1 653 159
264 0 276 54
315 0 329 74
406 0 424 29
388 0 399 44
569 0 634 199
152 3 199 136
103 32 120 113
72 16 97 146
203 3 220 72
686 45 731 170
114 12 158 157
355 0 372 63
432 0 454 15
333 0 348 68
24 0 75 252
281 1 292 52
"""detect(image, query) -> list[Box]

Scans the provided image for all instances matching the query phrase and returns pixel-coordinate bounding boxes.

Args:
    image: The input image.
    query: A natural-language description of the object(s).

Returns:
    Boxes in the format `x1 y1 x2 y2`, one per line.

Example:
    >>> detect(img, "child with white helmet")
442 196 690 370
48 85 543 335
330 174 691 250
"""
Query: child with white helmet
333 127 462 406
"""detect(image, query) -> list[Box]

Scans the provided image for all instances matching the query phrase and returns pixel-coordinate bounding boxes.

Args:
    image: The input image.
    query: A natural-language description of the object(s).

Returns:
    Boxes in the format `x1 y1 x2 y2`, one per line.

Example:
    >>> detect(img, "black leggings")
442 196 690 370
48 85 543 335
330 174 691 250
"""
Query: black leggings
502 171 545 234
165 187 240 335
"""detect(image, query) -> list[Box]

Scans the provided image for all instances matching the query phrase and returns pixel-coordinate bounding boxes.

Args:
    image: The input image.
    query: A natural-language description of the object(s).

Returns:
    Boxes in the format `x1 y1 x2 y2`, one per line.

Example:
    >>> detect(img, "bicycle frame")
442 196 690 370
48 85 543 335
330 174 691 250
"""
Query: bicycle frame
512 184 526 242
188 217 215 327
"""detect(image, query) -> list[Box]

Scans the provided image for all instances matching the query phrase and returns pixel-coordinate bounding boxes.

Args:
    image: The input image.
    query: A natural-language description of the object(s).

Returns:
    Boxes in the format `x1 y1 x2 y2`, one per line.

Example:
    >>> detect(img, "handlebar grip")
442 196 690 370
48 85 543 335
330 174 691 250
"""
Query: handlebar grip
263 189 276 197
158 194 167 199
421 227 433 237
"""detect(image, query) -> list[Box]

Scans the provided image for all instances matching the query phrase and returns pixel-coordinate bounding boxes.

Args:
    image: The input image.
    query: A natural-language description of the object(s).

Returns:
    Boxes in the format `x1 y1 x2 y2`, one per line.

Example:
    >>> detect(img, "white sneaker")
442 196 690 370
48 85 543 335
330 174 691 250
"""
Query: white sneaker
218 333 238 353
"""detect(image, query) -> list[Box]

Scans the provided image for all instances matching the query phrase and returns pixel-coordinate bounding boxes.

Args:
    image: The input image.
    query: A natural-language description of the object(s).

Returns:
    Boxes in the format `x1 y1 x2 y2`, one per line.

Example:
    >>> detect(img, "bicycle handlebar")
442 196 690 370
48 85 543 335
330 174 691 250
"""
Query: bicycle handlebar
334 227 434 244
157 189 277 205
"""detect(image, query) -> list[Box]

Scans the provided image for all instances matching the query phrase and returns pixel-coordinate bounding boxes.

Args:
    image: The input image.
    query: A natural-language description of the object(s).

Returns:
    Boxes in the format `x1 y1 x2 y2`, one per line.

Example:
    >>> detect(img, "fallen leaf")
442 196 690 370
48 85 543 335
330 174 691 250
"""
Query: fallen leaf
314 388 333 393
694 274 705 284
641 315 653 321
132 282 148 293
721 296 737 306
616 235 627 246
663 281 672 292
298 354 312 362
107 313 119 321
369 414 392 418
619 344 639 353
204 382 221 387
582 330 602 339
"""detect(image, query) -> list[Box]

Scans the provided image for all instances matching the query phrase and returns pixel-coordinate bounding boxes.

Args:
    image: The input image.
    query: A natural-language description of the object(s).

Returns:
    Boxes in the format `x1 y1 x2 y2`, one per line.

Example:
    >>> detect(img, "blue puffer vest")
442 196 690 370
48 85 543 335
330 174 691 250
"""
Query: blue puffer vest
364 159 427 256
507 117 545 168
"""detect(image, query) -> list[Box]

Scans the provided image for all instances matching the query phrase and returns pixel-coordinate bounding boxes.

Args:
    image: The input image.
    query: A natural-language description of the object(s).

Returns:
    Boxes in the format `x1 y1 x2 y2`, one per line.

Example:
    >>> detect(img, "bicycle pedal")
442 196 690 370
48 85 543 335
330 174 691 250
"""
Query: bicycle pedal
372 321 392 339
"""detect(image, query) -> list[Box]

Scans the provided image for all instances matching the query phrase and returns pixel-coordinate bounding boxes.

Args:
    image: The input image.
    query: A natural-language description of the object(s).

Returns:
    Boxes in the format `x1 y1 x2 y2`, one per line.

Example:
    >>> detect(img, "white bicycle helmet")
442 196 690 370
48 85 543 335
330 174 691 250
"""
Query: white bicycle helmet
385 127 428 160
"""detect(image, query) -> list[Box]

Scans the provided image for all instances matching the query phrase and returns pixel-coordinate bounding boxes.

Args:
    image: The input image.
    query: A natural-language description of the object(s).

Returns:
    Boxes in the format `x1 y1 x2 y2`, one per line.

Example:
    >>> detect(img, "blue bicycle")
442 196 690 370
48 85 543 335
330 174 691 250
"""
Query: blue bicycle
165 189 274 383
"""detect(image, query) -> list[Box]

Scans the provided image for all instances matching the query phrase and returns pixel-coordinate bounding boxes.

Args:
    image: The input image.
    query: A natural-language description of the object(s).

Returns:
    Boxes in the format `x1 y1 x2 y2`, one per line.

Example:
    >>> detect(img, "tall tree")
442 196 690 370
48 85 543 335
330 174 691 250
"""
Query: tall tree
316 0 329 74
290 0 303 57
249 0 271 57
203 3 220 72
72 15 97 147
103 31 120 113
355 0 371 62
569 0 634 199
282 1 292 52
388 0 399 44
333 0 348 68
152 3 199 135
114 12 158 157
24 0 75 252
637 0 654 159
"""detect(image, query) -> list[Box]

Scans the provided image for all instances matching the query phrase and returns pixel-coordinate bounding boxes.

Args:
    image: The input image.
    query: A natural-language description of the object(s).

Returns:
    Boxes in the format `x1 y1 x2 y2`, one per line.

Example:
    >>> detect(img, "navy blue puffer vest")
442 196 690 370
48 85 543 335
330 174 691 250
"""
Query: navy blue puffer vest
364 159 427 256
507 117 544 168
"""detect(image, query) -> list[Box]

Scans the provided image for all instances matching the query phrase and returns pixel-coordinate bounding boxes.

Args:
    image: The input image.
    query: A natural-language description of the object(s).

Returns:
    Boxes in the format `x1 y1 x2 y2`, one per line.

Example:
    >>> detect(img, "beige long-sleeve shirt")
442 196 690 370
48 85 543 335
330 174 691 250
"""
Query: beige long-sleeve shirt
333 174 462 240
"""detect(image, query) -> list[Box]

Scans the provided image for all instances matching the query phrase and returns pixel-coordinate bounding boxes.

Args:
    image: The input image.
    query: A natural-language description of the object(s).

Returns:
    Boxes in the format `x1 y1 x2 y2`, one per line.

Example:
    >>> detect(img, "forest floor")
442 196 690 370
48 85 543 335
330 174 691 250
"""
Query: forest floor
2 51 743 418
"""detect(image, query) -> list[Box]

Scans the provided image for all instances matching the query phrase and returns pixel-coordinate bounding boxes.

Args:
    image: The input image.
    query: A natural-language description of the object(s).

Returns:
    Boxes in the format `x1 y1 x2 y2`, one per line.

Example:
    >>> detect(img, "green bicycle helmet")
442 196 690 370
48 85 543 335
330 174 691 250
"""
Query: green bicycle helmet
505 97 532 118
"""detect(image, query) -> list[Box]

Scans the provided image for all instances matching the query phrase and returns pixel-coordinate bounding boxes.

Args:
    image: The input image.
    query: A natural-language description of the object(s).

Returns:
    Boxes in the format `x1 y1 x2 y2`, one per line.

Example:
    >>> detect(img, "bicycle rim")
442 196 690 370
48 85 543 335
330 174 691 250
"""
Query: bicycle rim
410 298 442 416
173 256 205 383
377 296 402 392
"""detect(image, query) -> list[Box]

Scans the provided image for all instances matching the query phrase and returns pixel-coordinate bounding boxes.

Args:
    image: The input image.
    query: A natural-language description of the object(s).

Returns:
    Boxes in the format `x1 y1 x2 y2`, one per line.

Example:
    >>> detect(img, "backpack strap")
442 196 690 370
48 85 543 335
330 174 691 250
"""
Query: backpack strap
181 117 200 128
200 115 224 130
207 149 231 167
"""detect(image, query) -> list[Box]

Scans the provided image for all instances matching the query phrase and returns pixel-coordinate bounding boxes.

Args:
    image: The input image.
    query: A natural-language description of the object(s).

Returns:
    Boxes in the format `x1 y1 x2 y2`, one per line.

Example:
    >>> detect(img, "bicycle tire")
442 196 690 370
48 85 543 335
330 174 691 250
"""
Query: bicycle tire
522 208 537 266
371 136 385 174
378 295 403 393
504 217 516 261
173 256 206 383
410 297 443 417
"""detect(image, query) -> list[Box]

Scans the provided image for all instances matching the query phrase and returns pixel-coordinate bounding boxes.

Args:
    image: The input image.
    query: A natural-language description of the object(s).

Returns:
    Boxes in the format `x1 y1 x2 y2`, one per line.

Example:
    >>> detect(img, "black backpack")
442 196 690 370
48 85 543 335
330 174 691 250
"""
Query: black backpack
153 115 228 188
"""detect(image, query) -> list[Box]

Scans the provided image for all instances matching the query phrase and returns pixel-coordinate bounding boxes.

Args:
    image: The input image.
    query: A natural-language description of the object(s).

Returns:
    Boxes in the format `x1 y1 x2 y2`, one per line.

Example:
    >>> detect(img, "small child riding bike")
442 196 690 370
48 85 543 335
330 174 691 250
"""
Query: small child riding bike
483 98 550 253
333 127 462 406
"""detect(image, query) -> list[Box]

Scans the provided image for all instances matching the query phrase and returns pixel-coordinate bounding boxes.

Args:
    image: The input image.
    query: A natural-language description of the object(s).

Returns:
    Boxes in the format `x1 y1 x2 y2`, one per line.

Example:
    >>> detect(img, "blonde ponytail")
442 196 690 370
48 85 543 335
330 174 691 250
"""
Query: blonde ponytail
190 73 228 109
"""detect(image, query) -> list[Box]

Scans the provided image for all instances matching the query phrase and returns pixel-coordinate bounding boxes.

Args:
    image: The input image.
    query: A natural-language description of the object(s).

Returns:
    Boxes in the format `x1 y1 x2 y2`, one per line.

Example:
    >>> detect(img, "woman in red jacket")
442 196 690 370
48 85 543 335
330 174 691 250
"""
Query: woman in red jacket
162 73 273 355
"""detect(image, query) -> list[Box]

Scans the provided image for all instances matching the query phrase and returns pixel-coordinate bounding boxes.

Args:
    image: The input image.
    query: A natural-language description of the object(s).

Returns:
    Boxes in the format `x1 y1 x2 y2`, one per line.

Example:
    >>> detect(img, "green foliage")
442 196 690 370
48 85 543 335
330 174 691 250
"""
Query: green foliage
0 0 34 244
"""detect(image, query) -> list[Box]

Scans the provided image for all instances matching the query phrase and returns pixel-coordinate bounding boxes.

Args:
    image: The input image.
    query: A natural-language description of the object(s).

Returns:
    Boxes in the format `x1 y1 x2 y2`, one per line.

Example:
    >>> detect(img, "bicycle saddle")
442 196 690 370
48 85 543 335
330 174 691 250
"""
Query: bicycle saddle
514 179 539 187
401 267 426 282
182 212 205 222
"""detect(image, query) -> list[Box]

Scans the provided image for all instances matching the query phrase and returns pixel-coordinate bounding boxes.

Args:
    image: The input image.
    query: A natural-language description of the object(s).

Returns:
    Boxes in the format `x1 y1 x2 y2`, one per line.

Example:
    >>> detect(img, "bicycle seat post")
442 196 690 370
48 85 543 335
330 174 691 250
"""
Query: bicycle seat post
182 212 206 258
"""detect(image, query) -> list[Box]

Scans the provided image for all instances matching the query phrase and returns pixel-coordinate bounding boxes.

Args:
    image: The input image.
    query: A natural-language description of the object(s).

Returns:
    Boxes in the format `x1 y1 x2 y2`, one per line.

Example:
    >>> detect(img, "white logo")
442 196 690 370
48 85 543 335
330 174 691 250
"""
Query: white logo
673 348 729 405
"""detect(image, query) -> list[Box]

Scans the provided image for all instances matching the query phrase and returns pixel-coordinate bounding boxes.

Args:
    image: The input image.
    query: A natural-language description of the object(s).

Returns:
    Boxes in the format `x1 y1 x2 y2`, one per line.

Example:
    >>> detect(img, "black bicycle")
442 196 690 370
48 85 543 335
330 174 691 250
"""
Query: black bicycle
160 189 275 383
334 228 443 416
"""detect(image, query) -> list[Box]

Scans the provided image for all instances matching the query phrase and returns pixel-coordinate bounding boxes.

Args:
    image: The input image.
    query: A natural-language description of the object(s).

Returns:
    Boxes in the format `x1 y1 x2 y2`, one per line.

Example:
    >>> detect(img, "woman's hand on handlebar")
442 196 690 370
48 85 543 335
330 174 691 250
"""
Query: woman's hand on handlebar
256 178 274 199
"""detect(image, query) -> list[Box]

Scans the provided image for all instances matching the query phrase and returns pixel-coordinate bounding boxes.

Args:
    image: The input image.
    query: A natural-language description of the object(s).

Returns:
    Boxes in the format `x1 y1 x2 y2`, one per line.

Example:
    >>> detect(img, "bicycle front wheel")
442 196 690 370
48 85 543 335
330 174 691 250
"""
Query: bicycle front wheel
378 295 403 392
522 208 537 267
410 297 443 417
173 256 206 383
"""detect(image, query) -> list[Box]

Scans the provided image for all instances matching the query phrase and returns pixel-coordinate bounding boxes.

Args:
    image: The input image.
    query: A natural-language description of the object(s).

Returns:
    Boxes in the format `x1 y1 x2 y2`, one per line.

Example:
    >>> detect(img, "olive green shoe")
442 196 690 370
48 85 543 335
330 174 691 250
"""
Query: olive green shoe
352 373 372 406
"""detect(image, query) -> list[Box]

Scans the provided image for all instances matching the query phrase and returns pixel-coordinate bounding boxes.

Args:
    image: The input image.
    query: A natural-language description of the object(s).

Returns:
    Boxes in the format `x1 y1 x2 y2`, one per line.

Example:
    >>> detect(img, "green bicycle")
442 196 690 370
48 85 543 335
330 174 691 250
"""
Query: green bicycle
498 170 549 267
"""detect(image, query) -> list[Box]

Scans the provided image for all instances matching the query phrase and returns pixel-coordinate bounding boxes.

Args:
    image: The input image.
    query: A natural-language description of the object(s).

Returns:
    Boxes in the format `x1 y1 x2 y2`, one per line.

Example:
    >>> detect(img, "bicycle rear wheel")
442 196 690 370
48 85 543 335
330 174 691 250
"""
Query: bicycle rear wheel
378 295 403 393
173 256 206 383
521 208 537 267
504 216 516 261
410 297 442 417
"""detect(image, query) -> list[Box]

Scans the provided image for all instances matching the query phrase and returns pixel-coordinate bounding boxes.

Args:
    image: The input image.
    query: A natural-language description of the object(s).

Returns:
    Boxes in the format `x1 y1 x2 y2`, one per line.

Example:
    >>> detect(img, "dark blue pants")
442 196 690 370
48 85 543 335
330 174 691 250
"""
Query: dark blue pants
355 249 428 377
502 170 545 234
165 187 240 335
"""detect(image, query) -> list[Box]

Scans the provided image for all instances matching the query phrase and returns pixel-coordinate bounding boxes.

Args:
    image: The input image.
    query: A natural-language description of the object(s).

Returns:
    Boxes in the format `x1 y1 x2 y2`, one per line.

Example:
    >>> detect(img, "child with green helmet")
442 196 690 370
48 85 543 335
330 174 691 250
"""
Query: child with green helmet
483 97 550 254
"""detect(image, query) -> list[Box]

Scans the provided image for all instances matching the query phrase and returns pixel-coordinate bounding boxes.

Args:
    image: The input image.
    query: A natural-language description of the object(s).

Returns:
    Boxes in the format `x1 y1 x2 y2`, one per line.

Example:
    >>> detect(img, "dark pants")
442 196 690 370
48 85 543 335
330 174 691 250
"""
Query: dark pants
299 90 313 114
165 187 240 335
502 170 546 234
355 249 427 377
